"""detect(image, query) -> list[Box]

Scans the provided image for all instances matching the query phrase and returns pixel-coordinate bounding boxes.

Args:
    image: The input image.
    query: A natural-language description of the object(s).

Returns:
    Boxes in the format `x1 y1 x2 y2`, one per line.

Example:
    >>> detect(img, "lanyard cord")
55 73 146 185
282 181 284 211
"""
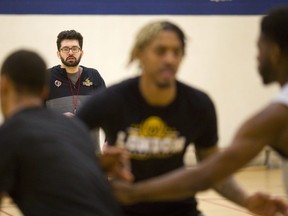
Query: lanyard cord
68 72 81 114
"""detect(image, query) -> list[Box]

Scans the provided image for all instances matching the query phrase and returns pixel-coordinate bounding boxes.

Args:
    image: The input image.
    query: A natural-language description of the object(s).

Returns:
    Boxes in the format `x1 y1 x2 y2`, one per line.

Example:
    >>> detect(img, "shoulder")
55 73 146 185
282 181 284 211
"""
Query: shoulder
81 66 101 76
110 77 138 89
105 77 139 96
262 85 288 127
88 77 138 104
47 65 65 79
177 81 215 109
81 66 106 86
255 103 288 128
0 111 34 143
47 65 61 73
235 103 288 149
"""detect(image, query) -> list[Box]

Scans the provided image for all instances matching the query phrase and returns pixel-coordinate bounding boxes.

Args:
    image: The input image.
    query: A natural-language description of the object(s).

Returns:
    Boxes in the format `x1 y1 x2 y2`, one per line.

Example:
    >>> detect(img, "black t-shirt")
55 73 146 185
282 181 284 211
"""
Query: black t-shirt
0 108 121 216
77 77 218 216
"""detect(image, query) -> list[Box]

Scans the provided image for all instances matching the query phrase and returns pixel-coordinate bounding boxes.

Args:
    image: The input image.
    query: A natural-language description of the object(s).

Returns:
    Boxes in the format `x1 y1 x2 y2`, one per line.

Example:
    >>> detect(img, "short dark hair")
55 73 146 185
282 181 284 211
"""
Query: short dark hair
261 7 288 54
56 30 83 50
1 50 49 95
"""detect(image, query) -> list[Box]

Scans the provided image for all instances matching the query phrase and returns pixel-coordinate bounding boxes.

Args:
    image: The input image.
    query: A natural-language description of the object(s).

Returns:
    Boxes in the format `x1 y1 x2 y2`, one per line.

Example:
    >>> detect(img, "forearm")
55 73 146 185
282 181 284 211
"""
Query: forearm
129 167 206 202
0 192 4 207
213 176 250 208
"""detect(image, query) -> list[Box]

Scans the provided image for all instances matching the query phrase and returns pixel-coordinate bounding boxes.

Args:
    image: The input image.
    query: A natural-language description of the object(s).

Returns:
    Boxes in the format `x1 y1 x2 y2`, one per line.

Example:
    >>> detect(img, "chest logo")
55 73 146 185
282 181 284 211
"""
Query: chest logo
54 80 62 87
83 78 93 86
116 116 186 159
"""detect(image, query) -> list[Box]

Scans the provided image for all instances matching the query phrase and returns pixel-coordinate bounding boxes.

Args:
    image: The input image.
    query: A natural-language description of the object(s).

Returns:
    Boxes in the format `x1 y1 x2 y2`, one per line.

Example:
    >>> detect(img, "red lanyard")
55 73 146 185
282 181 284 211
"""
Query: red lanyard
68 72 81 114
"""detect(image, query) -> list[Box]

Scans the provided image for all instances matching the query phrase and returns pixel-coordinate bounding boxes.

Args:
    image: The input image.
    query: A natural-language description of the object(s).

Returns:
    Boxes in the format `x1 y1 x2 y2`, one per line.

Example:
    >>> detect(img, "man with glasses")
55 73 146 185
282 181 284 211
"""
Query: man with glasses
46 30 106 153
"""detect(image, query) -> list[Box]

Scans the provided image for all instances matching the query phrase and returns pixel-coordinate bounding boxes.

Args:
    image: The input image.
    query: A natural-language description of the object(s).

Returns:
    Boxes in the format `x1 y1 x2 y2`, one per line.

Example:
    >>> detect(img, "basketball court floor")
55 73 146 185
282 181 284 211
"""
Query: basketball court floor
0 166 286 216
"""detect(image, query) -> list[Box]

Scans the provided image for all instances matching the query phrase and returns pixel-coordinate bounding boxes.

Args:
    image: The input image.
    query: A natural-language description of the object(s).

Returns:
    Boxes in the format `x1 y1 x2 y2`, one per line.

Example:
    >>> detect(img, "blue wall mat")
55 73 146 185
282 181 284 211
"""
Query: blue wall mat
0 0 288 15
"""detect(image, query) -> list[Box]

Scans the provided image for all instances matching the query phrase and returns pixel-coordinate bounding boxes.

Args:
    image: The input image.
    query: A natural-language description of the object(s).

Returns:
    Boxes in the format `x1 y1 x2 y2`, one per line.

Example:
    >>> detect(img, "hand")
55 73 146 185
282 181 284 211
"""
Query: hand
99 144 134 182
245 192 288 216
63 112 74 117
111 180 137 204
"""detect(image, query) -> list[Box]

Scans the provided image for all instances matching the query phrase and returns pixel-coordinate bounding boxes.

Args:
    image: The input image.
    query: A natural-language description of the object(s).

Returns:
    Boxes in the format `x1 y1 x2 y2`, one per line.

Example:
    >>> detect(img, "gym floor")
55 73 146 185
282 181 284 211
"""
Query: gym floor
0 166 286 216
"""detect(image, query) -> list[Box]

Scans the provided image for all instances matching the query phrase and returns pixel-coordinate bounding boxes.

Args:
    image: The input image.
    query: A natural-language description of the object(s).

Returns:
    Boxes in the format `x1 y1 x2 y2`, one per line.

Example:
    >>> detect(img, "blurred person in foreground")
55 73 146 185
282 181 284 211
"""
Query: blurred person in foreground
0 49 132 216
112 8 288 216
76 20 287 216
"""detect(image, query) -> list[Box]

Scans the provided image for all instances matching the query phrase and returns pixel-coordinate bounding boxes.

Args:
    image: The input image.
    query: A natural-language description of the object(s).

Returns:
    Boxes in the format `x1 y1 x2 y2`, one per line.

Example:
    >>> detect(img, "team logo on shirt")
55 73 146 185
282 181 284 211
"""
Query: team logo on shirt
54 80 62 87
83 78 93 86
116 116 186 159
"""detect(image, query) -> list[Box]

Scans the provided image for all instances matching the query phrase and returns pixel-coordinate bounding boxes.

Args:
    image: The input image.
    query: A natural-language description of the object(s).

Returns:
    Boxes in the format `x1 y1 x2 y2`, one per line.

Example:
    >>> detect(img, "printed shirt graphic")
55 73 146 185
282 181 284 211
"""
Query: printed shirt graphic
116 116 185 160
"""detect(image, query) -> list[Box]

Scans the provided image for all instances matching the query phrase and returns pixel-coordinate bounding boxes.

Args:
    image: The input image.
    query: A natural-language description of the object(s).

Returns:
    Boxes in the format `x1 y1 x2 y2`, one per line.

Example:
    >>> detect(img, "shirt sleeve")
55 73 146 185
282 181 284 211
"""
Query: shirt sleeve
194 94 219 149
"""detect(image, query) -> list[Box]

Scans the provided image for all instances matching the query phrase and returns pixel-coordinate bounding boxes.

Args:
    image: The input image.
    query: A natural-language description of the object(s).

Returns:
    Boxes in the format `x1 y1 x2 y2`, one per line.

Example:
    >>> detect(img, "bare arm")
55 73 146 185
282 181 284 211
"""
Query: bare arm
192 103 288 191
112 145 252 205
113 104 288 202
113 104 288 215
0 192 3 207
195 145 251 208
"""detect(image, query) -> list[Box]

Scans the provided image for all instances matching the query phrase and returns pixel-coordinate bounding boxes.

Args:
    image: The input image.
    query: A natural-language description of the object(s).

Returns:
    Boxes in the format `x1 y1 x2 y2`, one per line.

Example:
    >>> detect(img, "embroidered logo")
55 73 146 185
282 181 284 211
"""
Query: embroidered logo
83 78 93 86
55 80 62 87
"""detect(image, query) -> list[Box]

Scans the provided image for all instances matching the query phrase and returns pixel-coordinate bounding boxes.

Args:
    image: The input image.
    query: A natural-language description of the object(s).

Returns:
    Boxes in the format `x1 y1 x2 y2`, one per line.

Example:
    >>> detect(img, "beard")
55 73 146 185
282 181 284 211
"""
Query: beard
155 80 174 89
60 55 82 67
258 59 274 85
155 66 176 89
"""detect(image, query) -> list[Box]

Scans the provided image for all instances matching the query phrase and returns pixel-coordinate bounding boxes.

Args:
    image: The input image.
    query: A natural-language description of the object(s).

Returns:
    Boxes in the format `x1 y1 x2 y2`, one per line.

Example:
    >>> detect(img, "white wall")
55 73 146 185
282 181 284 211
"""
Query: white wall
0 15 279 147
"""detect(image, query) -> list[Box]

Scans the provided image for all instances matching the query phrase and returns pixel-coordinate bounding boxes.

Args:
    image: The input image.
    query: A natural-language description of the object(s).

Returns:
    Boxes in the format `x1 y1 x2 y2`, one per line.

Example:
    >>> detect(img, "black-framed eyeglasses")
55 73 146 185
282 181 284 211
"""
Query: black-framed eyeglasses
60 46 81 54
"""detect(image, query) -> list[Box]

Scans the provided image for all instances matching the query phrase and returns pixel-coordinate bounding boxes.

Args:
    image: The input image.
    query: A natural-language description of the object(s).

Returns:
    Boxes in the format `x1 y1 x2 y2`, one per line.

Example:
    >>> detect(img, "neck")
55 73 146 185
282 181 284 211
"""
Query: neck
279 69 288 87
3 94 43 119
277 60 288 87
280 80 288 87
139 77 176 106
61 65 79 74
277 72 288 87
